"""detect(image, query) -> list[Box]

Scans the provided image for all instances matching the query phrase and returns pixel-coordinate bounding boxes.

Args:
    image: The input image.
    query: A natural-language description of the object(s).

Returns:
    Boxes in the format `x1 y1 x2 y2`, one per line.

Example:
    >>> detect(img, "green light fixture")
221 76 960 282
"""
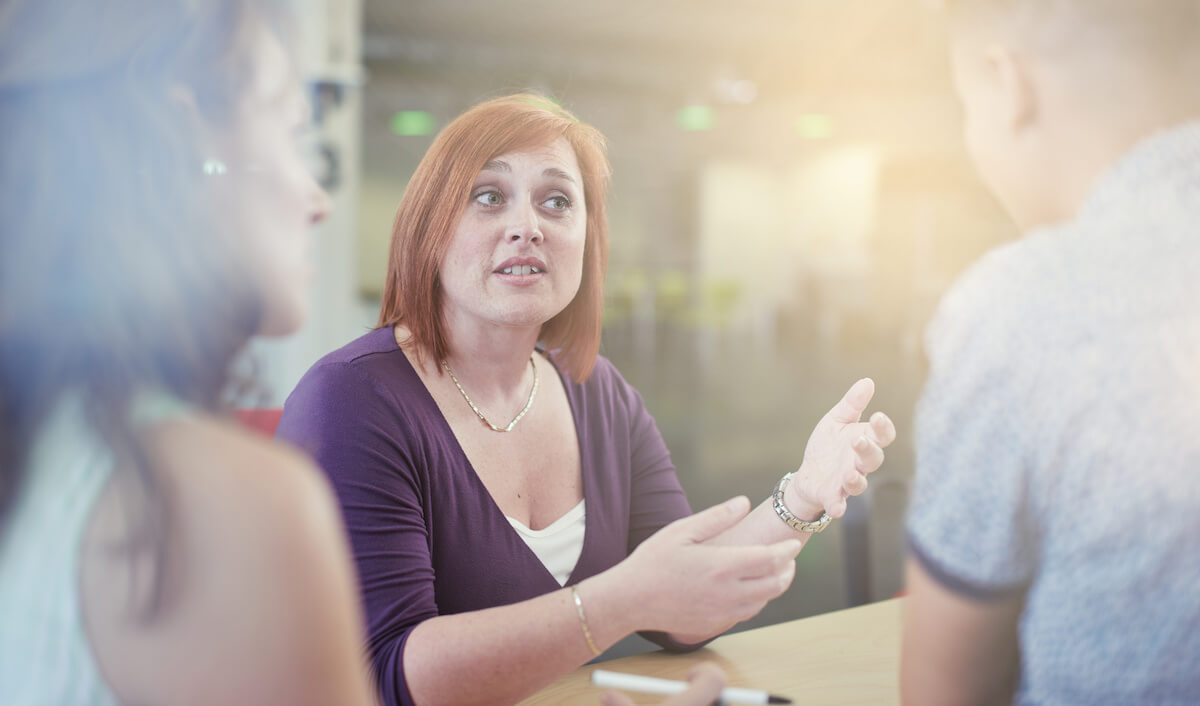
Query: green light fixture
676 105 715 132
390 110 436 137
796 113 834 140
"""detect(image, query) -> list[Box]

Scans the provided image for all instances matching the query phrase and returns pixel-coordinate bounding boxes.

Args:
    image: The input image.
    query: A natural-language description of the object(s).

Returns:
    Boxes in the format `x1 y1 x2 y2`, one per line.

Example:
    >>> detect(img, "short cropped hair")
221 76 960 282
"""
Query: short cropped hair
377 94 612 382
945 0 1200 65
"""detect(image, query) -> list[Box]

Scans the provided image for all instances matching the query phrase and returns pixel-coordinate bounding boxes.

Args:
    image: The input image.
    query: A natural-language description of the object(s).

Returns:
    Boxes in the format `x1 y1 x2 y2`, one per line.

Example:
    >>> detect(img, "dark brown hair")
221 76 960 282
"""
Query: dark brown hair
0 0 293 616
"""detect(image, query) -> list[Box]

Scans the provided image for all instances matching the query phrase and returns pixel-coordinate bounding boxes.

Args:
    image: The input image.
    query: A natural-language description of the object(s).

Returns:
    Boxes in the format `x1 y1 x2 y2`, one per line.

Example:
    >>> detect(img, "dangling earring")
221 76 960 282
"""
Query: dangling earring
202 159 228 176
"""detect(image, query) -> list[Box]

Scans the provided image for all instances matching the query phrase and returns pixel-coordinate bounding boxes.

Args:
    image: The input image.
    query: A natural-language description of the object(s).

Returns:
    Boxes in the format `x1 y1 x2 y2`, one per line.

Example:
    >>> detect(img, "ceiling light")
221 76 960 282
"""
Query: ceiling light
390 110 436 137
676 105 715 132
796 114 834 140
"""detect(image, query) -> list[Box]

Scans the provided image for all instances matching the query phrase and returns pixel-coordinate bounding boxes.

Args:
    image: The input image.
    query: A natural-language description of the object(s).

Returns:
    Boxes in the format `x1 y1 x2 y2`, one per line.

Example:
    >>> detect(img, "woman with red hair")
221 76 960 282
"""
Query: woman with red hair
278 94 896 706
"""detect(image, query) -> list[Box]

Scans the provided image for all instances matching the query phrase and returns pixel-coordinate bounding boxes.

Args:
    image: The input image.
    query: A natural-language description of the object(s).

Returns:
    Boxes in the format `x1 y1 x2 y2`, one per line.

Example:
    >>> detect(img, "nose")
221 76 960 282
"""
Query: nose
309 182 332 226
505 200 542 244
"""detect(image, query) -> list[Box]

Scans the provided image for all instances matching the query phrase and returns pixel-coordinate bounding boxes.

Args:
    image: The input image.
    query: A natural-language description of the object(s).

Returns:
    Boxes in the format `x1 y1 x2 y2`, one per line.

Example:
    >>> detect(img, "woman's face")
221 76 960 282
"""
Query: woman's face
438 137 587 336
209 28 329 336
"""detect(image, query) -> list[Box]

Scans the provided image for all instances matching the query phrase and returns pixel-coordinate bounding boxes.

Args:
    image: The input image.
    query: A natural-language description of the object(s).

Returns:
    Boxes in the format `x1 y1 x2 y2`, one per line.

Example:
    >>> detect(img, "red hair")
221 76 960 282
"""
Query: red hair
377 94 611 382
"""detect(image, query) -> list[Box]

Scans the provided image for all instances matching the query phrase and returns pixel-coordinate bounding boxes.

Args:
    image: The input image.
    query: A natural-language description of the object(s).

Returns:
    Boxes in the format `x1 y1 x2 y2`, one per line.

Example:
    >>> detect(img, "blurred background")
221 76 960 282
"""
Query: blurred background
264 0 1019 654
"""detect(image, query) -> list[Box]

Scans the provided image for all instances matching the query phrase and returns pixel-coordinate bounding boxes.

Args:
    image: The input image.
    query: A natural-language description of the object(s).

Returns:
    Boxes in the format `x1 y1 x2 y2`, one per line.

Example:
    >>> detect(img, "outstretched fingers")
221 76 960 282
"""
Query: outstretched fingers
868 410 896 448
744 550 797 589
715 539 801 581
827 378 875 425
845 469 870 496
668 496 752 543
825 493 849 519
853 435 885 475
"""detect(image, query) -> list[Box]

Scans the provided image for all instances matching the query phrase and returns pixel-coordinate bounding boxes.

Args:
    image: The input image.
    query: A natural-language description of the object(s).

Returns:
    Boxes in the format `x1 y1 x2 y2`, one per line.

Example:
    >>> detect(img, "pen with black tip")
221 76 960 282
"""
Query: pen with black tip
591 669 792 704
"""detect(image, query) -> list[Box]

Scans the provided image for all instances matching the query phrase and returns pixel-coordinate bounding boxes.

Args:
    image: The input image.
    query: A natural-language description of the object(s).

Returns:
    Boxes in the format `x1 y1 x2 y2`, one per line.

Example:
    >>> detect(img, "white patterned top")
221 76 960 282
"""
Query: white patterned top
908 121 1200 705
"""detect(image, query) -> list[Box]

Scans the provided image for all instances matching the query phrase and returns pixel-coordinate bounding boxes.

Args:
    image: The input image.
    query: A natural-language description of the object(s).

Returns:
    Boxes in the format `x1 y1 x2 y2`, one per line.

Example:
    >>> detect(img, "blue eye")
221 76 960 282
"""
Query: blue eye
474 190 503 206
544 195 571 210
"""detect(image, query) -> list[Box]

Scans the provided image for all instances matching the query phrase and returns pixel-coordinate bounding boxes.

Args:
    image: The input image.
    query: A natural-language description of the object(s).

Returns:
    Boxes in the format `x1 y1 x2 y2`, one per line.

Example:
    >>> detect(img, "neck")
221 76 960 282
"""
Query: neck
1040 113 1196 229
439 311 541 403
1032 65 1200 228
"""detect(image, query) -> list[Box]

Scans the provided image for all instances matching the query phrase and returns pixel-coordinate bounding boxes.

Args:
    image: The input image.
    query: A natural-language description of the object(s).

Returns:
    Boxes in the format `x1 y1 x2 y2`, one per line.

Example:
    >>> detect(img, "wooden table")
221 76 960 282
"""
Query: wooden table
520 598 902 705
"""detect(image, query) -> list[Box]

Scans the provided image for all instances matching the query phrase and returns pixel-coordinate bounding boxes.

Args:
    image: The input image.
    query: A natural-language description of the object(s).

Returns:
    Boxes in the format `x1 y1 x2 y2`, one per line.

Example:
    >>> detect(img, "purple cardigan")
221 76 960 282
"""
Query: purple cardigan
276 327 695 705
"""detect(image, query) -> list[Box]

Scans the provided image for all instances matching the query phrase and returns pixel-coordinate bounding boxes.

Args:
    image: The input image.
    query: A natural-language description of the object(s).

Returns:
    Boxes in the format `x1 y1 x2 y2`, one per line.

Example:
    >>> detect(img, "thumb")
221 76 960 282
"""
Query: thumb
660 662 728 706
827 377 875 425
669 496 751 543
601 691 634 706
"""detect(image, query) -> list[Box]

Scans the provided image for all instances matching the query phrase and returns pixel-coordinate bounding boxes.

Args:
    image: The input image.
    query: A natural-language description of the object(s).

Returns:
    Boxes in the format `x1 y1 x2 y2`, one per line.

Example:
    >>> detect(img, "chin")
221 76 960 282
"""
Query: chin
256 300 309 337
488 296 570 325
489 306 561 330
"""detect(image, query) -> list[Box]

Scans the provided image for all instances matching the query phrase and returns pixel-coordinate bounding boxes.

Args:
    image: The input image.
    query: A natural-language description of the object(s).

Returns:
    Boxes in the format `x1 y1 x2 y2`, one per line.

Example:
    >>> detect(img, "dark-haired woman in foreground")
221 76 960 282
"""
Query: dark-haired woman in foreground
0 1 376 703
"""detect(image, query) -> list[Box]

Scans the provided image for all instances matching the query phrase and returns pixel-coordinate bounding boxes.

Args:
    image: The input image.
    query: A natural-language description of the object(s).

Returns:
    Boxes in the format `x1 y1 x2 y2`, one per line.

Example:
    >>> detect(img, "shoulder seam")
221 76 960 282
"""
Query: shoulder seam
906 533 1030 603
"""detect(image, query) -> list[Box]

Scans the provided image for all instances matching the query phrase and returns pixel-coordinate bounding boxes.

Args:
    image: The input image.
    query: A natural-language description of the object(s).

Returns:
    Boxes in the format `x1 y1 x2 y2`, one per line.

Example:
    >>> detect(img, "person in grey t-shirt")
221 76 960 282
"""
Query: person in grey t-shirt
902 2 1200 705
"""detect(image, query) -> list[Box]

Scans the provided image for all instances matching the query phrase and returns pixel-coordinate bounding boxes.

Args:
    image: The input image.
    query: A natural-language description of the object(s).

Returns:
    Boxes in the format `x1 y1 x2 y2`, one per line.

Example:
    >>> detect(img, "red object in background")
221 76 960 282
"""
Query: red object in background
236 408 283 437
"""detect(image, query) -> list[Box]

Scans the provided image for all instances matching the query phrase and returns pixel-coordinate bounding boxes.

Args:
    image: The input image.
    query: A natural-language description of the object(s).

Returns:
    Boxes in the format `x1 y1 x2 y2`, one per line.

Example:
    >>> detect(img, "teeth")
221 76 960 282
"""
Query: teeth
501 265 541 275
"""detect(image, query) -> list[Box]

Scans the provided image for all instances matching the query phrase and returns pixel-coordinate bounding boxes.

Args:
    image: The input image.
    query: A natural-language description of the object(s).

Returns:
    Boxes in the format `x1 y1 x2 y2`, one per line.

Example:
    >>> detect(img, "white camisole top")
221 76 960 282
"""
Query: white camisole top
505 499 586 586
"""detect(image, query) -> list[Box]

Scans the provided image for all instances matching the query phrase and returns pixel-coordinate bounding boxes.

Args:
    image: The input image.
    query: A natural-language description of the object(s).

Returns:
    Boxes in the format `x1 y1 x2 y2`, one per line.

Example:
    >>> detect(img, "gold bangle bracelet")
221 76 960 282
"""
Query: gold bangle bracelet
570 586 602 656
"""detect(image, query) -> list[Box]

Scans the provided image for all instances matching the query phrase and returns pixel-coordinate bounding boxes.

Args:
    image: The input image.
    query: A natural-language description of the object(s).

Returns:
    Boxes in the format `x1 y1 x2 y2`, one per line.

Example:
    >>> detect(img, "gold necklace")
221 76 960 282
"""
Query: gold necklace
442 356 539 432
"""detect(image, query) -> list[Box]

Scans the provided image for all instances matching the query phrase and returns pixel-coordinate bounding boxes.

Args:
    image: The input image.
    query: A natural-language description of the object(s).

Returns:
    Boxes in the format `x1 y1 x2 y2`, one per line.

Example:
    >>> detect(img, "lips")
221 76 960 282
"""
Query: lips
494 257 547 275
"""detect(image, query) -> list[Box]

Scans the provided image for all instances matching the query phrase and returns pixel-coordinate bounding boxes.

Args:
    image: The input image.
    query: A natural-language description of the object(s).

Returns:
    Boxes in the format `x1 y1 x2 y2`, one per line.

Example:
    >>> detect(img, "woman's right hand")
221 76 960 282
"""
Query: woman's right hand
606 496 802 640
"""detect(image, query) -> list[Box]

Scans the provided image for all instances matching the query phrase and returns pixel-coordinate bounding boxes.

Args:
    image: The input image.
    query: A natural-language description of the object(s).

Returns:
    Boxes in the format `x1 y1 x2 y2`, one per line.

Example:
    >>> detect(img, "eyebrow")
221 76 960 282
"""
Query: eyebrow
543 167 577 185
479 160 577 185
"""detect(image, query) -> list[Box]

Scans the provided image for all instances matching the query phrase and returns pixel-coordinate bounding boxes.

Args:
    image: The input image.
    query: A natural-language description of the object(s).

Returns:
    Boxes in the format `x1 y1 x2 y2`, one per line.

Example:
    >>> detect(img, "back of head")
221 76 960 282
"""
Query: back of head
943 0 1200 228
0 0 288 526
945 0 1200 74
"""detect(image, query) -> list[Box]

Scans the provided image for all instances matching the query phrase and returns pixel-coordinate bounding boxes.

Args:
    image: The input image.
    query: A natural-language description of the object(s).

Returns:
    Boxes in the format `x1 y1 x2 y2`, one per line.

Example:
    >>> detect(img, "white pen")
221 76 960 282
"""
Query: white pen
591 669 792 705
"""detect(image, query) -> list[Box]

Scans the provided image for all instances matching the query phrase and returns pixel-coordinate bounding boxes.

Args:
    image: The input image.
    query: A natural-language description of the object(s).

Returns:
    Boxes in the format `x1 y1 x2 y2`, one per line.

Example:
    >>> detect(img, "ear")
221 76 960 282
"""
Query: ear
167 83 199 116
985 45 1037 132
167 82 210 138
168 83 223 163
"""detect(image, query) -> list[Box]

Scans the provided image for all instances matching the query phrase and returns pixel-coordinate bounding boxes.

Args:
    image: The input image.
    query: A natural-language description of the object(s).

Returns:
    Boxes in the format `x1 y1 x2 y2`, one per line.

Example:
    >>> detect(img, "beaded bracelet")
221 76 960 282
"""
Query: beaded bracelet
571 586 602 656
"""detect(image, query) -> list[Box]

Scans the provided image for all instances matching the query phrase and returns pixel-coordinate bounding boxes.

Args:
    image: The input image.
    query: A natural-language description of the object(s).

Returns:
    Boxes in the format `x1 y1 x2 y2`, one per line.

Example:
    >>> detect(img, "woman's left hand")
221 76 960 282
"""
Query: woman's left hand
788 378 896 519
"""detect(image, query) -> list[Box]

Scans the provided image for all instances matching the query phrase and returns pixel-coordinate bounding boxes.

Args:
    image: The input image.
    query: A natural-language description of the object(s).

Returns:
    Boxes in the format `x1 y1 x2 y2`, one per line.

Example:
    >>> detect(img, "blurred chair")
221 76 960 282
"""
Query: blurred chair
236 408 283 437
842 490 873 607
844 476 912 606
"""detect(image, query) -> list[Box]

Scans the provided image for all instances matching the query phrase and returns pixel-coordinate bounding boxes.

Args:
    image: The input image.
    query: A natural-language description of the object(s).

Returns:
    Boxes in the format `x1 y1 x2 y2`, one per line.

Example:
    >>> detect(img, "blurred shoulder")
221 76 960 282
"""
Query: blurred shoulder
155 412 326 491
85 413 368 705
926 227 1073 365
139 414 348 596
